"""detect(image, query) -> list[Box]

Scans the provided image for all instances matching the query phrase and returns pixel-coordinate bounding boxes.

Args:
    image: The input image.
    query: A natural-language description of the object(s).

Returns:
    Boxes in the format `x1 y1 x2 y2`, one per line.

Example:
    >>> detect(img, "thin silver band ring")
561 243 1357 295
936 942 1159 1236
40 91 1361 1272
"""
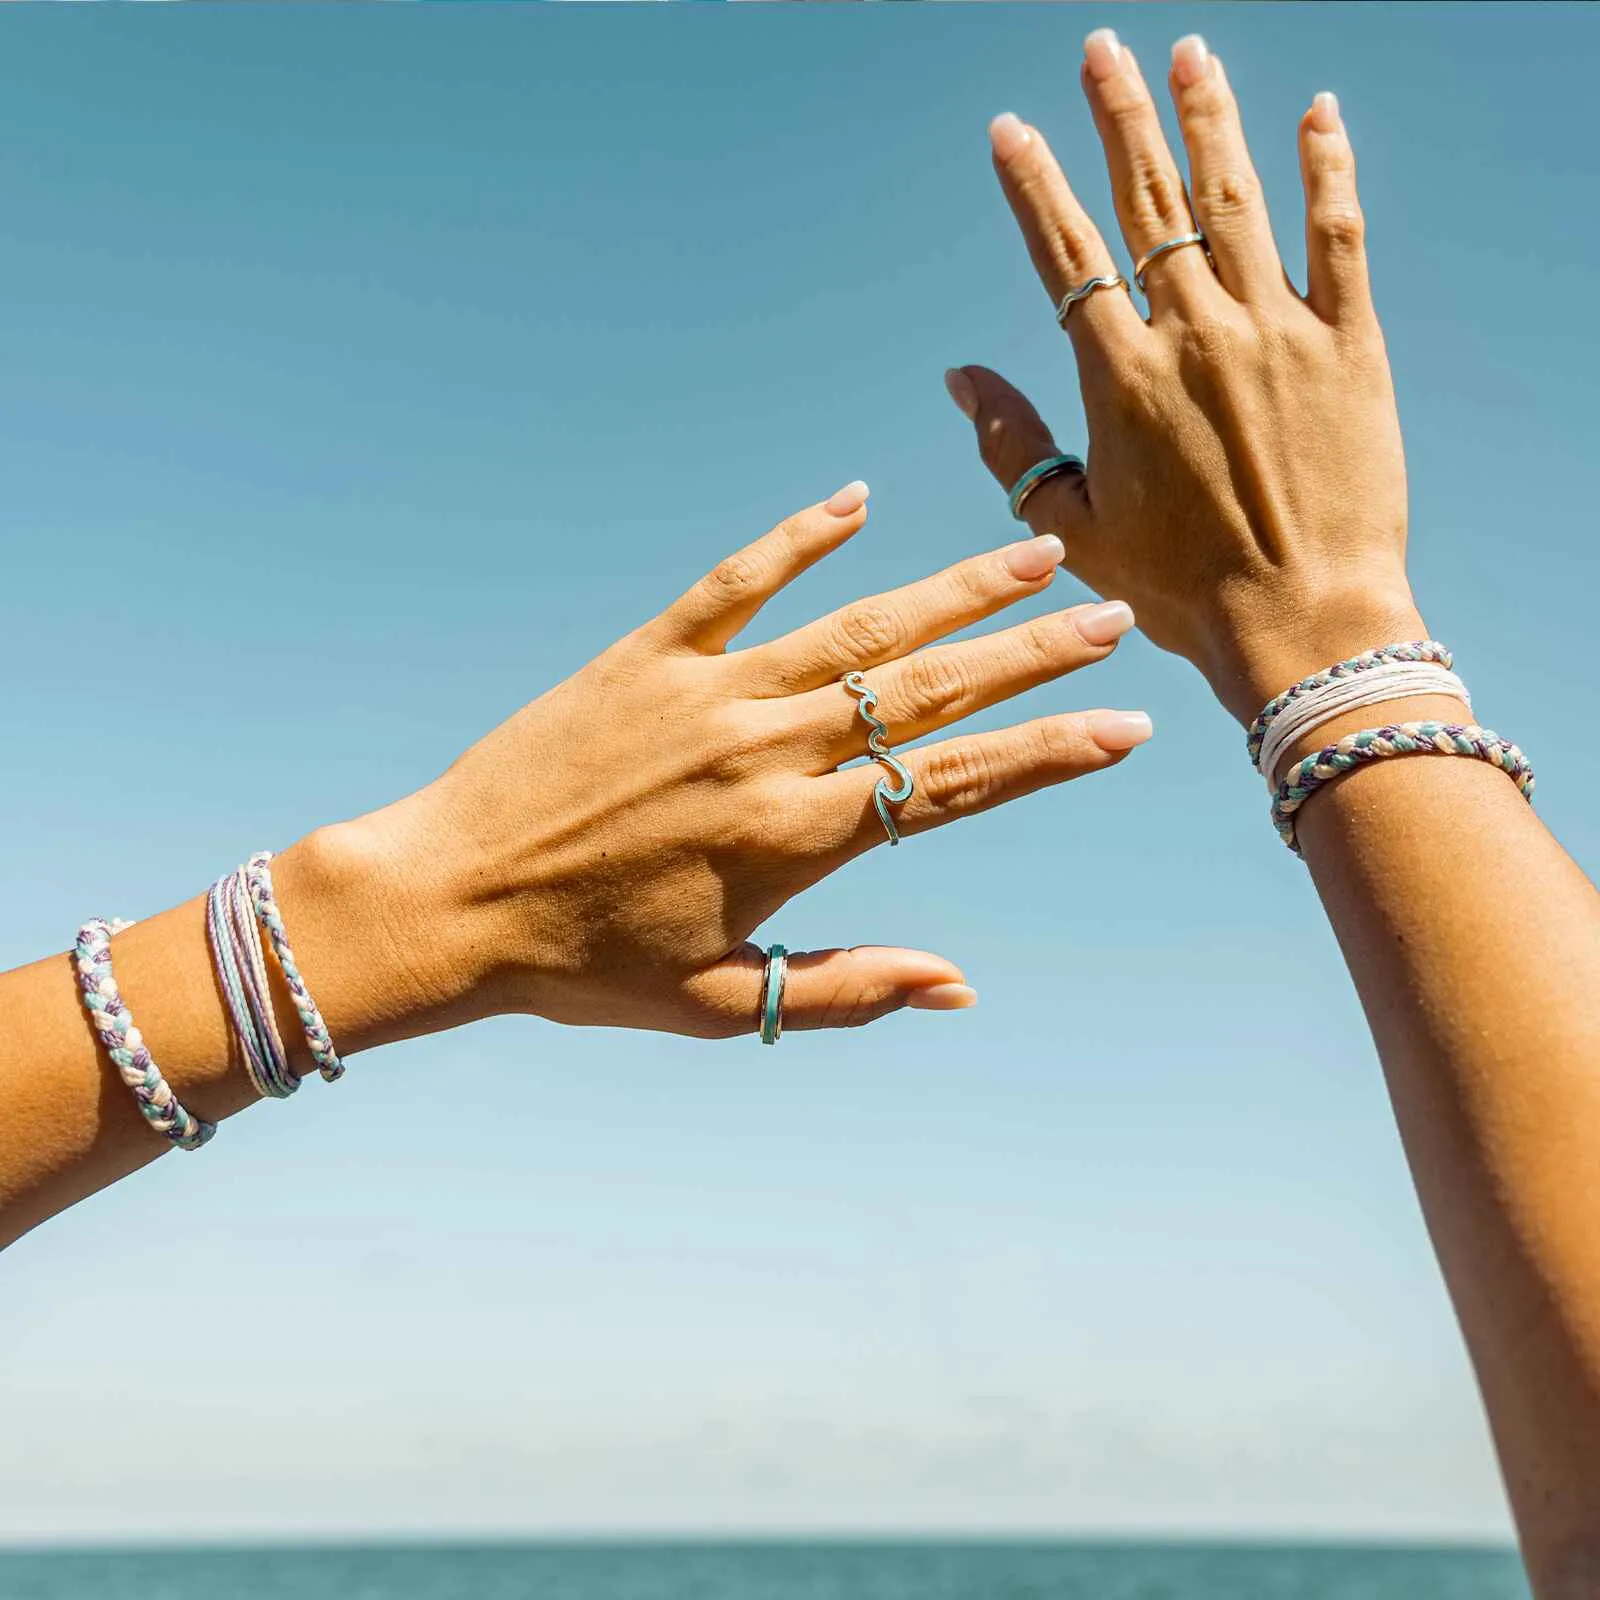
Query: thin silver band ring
1133 230 1210 293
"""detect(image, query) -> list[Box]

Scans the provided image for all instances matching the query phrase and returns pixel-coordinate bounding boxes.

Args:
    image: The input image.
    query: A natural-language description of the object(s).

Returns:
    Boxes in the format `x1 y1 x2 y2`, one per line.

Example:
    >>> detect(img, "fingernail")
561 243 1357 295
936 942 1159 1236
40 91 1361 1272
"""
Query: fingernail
988 111 1032 159
826 480 870 517
1073 599 1135 647
1084 28 1124 82
1088 710 1153 751
1002 534 1065 581
1171 34 1211 88
907 982 978 1011
1309 91 1341 134
943 367 978 419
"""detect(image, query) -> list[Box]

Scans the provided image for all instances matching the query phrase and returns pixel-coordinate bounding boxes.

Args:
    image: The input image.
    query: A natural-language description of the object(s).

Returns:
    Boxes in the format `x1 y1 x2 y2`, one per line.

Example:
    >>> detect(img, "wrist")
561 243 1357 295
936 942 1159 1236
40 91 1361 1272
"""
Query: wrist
267 796 501 1064
1202 581 1428 727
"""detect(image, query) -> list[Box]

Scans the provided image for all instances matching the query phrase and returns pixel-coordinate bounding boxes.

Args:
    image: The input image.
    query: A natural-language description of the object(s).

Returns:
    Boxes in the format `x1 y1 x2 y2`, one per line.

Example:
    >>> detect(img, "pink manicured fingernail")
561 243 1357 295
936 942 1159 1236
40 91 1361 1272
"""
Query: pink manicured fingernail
989 112 1032 159
826 480 870 517
1309 91 1341 134
1074 600 1135 647
1088 710 1153 751
1002 534 1065 580
1171 34 1211 88
944 367 978 419
1084 28 1124 82
907 982 978 1011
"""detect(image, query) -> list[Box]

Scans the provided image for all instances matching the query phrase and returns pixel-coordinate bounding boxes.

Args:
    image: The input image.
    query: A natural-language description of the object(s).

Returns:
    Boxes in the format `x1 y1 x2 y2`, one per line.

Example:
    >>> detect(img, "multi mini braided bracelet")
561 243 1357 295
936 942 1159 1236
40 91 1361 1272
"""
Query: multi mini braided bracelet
73 918 216 1151
1271 721 1535 855
207 865 298 1099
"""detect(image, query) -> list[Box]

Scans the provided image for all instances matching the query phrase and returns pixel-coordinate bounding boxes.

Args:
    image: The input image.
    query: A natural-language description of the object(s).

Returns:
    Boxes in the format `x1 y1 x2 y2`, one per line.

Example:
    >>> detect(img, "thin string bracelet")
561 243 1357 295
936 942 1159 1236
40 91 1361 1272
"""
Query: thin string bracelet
1255 659 1472 790
1271 721 1535 855
74 918 216 1151
1247 641 1454 770
245 851 344 1083
207 867 297 1099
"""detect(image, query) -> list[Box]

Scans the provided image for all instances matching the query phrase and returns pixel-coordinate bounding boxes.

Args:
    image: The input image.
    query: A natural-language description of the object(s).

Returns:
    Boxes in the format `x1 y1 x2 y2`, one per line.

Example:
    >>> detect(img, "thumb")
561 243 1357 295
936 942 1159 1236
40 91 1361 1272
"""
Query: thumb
686 944 976 1039
944 364 1093 547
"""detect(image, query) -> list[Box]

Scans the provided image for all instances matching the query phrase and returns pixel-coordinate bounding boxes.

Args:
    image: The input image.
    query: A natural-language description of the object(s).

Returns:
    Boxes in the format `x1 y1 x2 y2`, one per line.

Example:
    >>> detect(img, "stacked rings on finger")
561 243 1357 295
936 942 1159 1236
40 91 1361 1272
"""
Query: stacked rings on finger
760 944 788 1046
1055 272 1129 326
1008 454 1084 521
1133 230 1211 292
842 670 915 846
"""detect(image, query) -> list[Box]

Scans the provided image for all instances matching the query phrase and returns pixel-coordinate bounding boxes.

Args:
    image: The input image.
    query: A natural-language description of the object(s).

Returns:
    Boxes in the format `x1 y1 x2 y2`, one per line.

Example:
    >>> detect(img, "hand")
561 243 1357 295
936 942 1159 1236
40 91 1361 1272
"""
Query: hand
356 482 1149 1041
946 29 1422 724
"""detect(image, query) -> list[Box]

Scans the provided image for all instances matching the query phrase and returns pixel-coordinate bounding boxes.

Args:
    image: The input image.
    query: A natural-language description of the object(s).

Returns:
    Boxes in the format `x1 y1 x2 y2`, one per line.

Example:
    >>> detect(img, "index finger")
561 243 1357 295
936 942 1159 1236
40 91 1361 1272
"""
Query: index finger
988 112 1145 356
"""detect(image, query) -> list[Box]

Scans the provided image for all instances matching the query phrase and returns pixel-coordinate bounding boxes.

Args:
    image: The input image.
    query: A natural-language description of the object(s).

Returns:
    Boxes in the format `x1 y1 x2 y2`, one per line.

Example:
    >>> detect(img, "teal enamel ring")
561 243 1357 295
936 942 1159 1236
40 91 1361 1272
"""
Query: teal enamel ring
760 944 788 1046
1007 453 1084 521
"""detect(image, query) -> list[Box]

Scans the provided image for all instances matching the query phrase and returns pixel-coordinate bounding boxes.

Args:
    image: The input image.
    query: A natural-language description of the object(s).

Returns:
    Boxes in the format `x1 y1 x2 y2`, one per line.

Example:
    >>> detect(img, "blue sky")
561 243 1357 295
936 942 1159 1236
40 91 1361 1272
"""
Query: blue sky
1 3 1594 1543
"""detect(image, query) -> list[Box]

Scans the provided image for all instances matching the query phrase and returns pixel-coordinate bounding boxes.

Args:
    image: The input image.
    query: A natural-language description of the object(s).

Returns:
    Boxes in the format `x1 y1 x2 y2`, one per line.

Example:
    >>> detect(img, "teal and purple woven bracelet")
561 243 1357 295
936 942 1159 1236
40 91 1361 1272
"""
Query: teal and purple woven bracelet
1247 641 1454 770
74 918 216 1151
245 851 344 1083
1271 720 1535 855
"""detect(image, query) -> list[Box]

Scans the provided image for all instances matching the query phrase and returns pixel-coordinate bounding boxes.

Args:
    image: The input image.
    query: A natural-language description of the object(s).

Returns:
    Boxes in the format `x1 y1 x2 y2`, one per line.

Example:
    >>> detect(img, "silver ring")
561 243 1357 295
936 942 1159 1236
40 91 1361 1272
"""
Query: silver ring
759 943 788 1046
1133 230 1210 292
841 672 915 846
1054 272 1128 327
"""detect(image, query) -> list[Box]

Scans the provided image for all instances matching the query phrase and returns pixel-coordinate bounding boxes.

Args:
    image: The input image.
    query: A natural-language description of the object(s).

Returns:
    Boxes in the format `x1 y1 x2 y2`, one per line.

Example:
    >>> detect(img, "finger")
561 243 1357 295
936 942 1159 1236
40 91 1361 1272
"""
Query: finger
944 365 1093 548
655 481 872 653
1168 37 1287 305
986 111 1144 353
1081 28 1214 313
817 708 1154 855
745 531 1066 695
1298 92 1374 327
685 943 976 1039
799 599 1135 765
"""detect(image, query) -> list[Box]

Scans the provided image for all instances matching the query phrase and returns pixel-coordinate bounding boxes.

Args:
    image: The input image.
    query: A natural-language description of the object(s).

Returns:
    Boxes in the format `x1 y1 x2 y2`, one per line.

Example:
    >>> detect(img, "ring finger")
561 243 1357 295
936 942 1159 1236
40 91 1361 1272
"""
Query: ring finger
800 598 1135 767
1081 28 1216 314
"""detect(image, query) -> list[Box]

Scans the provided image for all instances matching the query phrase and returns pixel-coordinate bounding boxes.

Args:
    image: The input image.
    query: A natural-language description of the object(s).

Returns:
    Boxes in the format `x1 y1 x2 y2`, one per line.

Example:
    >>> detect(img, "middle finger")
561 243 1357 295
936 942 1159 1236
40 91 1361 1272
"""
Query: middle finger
1081 28 1216 315
743 533 1065 694
796 598 1136 768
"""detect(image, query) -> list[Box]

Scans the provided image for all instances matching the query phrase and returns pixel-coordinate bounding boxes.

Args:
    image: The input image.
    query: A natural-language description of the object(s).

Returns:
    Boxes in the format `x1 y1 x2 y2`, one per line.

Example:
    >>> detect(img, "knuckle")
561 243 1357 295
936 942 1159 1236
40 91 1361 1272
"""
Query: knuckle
1195 167 1261 227
1311 202 1366 254
920 742 998 814
833 602 904 662
1021 615 1070 669
902 650 970 719
1036 716 1089 767
1122 155 1188 228
707 705 775 778
703 551 764 600
819 978 888 1032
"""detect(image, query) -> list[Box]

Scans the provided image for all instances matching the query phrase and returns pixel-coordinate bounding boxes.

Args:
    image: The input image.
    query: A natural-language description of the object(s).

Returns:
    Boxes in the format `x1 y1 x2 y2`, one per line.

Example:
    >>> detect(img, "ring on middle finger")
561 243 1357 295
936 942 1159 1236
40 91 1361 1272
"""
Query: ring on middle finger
841 670 915 847
1133 230 1212 293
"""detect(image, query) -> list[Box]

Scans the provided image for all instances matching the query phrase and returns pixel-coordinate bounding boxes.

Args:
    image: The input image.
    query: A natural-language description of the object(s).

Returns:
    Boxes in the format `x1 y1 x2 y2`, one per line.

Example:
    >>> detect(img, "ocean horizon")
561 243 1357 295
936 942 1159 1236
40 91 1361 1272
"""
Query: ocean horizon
0 1538 1533 1599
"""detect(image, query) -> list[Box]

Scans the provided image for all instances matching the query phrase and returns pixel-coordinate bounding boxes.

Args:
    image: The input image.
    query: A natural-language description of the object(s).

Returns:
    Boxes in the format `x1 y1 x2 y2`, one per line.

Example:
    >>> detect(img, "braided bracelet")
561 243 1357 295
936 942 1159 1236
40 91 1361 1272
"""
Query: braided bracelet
1271 720 1535 855
74 918 216 1151
244 851 344 1082
1247 641 1454 770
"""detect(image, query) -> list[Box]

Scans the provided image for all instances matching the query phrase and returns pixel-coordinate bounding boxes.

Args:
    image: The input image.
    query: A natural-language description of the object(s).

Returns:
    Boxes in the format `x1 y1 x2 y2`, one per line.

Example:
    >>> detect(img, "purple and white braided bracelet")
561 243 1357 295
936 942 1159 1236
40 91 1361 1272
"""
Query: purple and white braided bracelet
1271 720 1535 855
244 851 344 1083
74 918 216 1151
1247 641 1454 771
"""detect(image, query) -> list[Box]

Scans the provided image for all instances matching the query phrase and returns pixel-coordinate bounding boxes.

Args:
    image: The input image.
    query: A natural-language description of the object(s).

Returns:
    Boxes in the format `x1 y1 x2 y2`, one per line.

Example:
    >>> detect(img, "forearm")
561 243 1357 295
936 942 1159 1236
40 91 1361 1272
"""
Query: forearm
1294 711 1600 1589
0 807 477 1249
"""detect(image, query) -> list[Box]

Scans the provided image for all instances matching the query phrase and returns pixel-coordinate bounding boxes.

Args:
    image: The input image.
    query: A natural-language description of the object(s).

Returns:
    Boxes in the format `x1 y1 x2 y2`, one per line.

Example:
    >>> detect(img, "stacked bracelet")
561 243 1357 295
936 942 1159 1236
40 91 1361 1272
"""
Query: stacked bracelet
1247 641 1455 772
1271 720 1535 855
74 918 216 1151
244 851 344 1083
207 866 298 1099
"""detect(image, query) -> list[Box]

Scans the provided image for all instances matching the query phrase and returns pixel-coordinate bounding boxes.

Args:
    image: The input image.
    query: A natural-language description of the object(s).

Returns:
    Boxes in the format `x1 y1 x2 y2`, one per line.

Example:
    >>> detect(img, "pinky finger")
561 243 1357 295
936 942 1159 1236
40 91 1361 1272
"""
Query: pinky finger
1299 92 1373 327
685 943 977 1038
823 707 1153 855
